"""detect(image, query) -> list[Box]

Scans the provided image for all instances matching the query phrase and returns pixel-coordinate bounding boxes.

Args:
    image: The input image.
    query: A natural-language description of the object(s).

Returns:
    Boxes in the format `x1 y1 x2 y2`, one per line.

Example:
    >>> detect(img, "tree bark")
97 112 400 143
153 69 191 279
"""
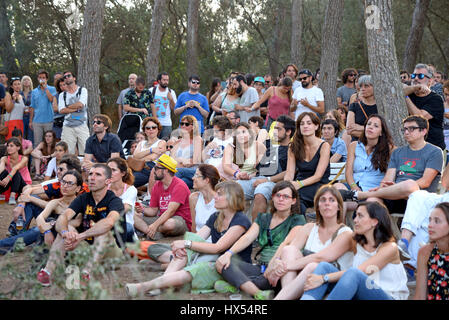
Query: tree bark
366 0 408 147
186 0 200 78
0 0 19 75
145 0 168 84
77 0 106 130
319 0 345 113
291 0 304 69
269 2 286 78
402 0 431 73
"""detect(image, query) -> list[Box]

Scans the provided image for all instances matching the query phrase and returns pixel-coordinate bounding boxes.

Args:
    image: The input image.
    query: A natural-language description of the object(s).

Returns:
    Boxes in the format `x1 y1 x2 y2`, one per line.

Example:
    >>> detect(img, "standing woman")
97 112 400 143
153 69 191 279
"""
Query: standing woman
107 157 138 243
172 115 203 188
414 203 449 300
206 78 222 110
251 77 293 130
211 78 241 117
284 112 330 214
132 117 166 188
0 137 32 205
20 75 34 144
31 130 56 179
301 201 409 300
5 77 26 140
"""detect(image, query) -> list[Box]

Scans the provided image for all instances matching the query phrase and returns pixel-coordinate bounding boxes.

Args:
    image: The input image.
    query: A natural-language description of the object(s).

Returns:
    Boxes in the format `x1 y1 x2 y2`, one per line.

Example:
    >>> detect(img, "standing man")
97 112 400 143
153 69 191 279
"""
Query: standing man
123 76 156 120
58 70 90 156
284 64 301 91
174 75 209 134
263 74 273 93
291 69 325 120
116 73 137 121
233 74 259 124
150 72 177 139
404 63 445 151
337 68 358 109
0 72 9 91
30 70 56 147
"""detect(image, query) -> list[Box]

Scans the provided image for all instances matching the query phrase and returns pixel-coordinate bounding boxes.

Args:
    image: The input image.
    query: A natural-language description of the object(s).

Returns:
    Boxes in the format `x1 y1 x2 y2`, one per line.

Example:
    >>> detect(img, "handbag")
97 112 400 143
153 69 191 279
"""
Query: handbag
0 113 10 136
126 157 147 172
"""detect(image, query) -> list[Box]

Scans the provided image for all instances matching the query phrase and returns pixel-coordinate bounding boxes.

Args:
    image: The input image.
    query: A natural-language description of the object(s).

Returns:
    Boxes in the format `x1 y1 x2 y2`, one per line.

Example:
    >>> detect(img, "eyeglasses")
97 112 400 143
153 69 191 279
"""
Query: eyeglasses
154 165 166 171
63 74 73 79
401 126 422 133
191 80 200 85
411 73 430 80
193 174 204 179
145 126 158 130
299 77 309 81
61 180 76 186
166 145 174 150
180 122 191 127
93 120 103 125
266 229 273 246
274 193 293 200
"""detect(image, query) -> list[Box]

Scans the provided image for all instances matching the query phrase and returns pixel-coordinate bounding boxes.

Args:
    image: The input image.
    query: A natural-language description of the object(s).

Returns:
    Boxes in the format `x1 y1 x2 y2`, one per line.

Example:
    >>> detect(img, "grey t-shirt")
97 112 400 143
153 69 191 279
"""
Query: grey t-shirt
116 88 131 118
239 86 259 123
336 85 356 105
388 143 443 192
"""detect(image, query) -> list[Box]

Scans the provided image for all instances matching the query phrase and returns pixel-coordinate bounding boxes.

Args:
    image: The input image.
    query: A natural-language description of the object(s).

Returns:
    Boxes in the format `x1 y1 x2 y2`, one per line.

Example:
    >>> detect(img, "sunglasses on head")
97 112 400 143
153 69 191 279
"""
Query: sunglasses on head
11 77 20 81
411 73 429 80
180 122 191 127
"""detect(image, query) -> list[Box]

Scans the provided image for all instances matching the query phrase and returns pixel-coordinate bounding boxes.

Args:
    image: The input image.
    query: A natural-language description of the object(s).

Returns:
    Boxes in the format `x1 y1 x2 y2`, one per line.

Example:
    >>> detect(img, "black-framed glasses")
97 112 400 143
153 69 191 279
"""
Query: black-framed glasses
63 74 73 79
93 120 103 125
145 126 158 130
348 73 356 77
180 122 191 127
191 80 200 84
166 145 174 150
61 180 76 186
266 229 273 246
154 165 166 171
411 73 429 80
401 126 421 133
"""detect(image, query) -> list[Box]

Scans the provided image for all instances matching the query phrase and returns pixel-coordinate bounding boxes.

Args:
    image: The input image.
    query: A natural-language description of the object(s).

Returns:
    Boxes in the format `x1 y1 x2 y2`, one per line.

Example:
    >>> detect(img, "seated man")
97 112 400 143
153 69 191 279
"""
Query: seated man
321 118 347 163
82 114 125 174
202 115 233 168
226 110 240 128
37 163 125 286
238 115 296 221
133 154 192 240
342 115 443 216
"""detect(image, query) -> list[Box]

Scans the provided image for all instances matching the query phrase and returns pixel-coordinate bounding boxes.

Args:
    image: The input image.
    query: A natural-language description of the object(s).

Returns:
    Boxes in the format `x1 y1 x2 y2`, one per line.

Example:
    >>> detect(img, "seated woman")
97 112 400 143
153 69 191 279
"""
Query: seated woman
132 117 166 188
173 115 203 189
215 181 306 300
248 116 269 145
301 201 409 300
270 185 354 300
323 109 351 147
284 112 330 214
414 203 449 300
334 114 394 212
125 181 252 297
44 141 69 181
0 137 32 205
107 157 138 243
220 122 266 181
31 130 56 180
11 128 33 157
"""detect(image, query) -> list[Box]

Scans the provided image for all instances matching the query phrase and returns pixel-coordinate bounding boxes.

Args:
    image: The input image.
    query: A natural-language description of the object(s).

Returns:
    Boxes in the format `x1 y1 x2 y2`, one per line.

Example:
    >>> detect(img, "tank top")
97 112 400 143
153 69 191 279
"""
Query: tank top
238 143 258 175
353 243 409 300
295 142 330 182
267 87 290 120
138 139 161 161
6 155 32 185
176 141 194 159
427 244 449 300
304 224 354 271
195 192 216 243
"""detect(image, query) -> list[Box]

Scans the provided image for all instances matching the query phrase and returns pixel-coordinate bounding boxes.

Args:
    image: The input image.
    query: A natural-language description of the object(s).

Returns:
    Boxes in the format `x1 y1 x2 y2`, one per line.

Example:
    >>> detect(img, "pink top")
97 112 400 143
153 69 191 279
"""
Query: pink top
267 87 290 120
22 139 32 151
6 155 32 184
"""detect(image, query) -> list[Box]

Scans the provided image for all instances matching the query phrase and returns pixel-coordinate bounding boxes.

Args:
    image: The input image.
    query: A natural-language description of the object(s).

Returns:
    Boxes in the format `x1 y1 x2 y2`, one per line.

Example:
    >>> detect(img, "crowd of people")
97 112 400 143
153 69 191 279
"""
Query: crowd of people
0 62 448 300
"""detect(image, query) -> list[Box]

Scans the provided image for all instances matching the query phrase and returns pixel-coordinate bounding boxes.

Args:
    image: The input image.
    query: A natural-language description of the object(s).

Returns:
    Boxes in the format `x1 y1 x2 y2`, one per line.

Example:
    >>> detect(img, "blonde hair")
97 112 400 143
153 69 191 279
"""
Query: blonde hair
181 115 200 139
21 75 33 92
214 181 245 231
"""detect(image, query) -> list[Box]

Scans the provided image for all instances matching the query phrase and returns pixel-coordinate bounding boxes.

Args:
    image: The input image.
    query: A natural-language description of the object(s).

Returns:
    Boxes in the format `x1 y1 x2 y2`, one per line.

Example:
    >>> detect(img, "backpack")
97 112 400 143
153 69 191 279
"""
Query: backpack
63 86 83 107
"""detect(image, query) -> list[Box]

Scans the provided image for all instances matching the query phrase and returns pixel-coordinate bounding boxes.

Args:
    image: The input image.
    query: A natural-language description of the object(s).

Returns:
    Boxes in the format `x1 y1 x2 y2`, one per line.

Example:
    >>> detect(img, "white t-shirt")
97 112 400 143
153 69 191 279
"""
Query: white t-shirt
45 157 57 178
150 85 177 126
292 85 324 120
58 86 88 127
292 80 301 92
239 86 259 123
205 136 233 167
120 184 138 226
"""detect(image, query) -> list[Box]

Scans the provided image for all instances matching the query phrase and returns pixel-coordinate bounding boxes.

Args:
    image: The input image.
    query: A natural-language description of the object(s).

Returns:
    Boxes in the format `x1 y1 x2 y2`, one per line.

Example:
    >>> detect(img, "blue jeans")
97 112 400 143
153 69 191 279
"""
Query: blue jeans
301 262 393 300
175 167 196 189
0 227 41 251
23 114 34 144
8 201 44 236
133 161 155 188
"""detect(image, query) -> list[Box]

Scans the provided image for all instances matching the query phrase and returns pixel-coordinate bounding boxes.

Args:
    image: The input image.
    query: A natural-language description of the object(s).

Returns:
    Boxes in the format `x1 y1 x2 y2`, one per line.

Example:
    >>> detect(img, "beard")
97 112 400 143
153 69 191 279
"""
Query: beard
154 172 164 181
301 81 310 88
236 84 243 95
160 83 168 89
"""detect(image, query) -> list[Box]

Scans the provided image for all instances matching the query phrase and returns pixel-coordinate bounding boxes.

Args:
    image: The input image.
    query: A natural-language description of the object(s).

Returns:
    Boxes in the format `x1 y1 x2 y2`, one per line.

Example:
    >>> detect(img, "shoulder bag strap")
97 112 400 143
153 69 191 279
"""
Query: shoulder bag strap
331 224 346 242
357 101 368 121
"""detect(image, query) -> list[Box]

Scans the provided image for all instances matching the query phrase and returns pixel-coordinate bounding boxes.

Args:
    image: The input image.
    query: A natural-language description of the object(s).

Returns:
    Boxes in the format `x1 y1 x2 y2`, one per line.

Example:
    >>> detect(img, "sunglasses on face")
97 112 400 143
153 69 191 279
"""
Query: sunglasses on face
348 74 356 77
145 126 158 130
180 122 191 127
299 77 309 81
191 80 200 85
166 145 174 150
93 120 103 125
63 74 73 79
411 73 429 80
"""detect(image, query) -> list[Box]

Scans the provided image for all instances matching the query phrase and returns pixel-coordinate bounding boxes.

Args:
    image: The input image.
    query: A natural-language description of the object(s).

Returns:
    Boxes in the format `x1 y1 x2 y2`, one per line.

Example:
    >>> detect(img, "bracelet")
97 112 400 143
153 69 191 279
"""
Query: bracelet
297 180 304 188
8 173 13 178
233 170 240 179
44 230 52 235
17 204 25 208
350 182 357 188
150 147 153 154
61 230 68 235
227 250 233 256
267 176 271 182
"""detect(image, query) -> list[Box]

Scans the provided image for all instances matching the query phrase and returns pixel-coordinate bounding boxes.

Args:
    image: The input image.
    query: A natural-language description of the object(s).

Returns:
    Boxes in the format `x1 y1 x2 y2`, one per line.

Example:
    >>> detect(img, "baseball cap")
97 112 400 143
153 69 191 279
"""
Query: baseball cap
299 69 313 76
254 77 265 84
155 154 178 173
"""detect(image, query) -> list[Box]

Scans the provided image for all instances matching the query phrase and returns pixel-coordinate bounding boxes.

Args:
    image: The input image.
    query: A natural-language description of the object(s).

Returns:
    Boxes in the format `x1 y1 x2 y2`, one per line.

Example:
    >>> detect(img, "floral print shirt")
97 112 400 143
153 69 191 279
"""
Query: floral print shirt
123 88 154 119
427 244 449 300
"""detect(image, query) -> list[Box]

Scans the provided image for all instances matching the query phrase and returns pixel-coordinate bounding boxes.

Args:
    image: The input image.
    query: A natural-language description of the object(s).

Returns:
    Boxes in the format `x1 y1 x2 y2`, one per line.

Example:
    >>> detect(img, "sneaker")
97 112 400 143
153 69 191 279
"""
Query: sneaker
80 271 90 287
125 283 141 298
254 290 274 300
397 239 411 261
214 280 238 294
404 264 416 286
37 269 51 286
147 288 161 296
8 197 16 205
339 189 357 202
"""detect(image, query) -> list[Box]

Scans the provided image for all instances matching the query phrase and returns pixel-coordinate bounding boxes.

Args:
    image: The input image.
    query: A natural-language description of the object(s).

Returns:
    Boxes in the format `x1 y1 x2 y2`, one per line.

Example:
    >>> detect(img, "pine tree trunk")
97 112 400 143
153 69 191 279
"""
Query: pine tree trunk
77 0 106 130
145 0 168 84
319 0 345 113
291 0 303 69
186 0 200 78
0 0 19 75
366 0 408 147
402 0 431 73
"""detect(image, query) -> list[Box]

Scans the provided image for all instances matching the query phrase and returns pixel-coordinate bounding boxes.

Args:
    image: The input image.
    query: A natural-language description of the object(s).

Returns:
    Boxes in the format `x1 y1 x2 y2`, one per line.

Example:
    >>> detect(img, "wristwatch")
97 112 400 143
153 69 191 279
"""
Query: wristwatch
323 274 329 284
184 240 192 249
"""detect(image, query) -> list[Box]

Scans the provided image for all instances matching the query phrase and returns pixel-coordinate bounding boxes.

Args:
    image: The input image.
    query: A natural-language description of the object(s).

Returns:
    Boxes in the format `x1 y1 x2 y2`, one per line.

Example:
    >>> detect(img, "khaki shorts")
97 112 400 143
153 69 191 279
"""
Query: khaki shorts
142 215 189 237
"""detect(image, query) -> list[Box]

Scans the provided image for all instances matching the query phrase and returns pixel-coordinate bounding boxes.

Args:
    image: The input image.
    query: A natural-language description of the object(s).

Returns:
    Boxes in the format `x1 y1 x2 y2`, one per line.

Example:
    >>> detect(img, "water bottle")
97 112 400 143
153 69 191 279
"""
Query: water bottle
16 215 24 231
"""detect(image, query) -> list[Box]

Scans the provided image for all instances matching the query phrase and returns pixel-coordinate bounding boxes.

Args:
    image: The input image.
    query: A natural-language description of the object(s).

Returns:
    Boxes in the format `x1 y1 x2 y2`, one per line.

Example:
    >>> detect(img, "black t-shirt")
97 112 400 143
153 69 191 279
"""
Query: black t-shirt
70 190 125 245
409 92 445 150
0 84 5 100
258 142 289 177
205 211 252 263
348 101 378 141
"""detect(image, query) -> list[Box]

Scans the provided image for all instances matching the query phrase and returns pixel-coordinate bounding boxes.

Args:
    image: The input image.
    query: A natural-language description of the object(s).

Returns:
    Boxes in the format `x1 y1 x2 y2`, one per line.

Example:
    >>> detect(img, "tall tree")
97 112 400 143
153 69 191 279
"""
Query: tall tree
402 0 431 73
186 0 199 78
77 0 106 128
0 0 19 75
145 0 168 84
366 0 408 146
319 0 345 112
291 0 304 68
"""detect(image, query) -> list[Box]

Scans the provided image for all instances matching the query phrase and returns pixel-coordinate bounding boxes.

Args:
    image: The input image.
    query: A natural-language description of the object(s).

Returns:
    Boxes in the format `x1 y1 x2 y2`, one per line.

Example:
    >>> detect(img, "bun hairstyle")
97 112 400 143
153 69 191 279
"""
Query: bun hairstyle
107 157 135 185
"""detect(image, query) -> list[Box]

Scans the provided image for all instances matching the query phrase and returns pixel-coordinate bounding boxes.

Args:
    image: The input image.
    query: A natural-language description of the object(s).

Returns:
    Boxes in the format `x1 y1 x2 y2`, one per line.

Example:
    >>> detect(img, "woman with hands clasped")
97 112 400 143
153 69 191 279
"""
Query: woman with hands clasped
125 181 252 298
271 185 354 300
300 201 409 300
214 181 306 300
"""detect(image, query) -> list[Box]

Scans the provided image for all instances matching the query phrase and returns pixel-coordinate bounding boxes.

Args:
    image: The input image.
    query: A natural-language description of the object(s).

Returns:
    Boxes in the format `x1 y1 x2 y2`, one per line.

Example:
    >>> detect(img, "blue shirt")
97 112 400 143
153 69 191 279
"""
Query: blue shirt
331 137 347 162
0 84 5 100
352 142 385 191
31 86 57 123
174 92 209 134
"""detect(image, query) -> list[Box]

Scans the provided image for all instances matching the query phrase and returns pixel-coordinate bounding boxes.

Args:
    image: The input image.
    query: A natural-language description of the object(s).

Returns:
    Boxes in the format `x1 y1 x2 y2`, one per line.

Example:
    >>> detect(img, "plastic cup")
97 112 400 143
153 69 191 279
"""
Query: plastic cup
229 294 242 300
